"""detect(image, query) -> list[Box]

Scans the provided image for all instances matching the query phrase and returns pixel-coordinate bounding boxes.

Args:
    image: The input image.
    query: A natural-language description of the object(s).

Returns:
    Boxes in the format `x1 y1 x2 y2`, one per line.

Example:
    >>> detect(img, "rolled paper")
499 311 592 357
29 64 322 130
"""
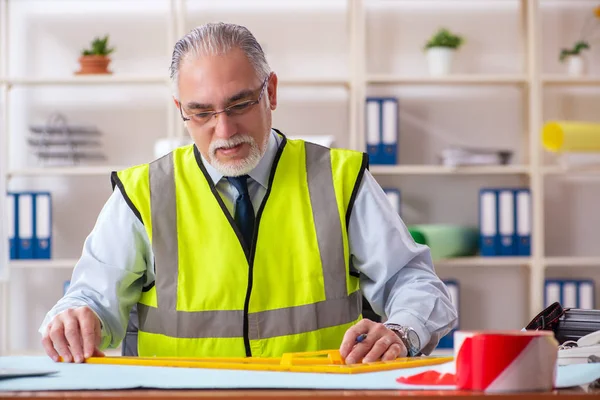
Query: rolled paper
455 330 558 392
542 121 600 152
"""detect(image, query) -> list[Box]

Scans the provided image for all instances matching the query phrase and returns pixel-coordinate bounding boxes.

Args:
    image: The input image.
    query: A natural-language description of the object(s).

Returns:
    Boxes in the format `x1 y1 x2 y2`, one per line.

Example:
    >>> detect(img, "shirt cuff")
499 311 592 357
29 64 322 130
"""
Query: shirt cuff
385 312 431 355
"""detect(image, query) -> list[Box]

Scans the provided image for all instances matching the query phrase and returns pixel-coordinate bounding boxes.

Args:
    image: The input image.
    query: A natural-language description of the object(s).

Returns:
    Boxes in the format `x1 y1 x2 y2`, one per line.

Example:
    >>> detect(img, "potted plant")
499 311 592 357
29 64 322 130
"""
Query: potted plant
424 28 464 76
75 35 115 75
559 40 590 76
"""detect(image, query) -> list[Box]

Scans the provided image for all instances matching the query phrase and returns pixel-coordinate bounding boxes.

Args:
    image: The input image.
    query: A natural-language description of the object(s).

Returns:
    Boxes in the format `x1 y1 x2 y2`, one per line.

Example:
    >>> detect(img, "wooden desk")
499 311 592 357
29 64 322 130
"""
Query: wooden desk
0 389 597 399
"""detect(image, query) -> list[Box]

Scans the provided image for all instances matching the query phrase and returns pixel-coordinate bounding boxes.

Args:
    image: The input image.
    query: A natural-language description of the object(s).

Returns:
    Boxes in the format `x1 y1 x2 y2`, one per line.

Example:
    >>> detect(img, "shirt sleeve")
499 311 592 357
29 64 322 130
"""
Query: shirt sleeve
348 170 458 355
38 188 153 350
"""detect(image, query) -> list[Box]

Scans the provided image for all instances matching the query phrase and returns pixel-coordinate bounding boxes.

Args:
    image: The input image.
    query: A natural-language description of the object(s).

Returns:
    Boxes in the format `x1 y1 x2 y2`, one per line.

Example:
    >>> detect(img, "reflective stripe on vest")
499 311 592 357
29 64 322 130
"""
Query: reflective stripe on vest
138 142 361 340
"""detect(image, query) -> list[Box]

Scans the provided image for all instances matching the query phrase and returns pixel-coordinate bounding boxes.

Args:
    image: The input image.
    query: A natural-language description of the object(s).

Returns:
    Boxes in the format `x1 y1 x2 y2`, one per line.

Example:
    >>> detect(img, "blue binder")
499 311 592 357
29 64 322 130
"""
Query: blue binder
17 192 34 259
437 279 460 349
479 188 499 256
33 192 52 259
514 188 531 256
6 193 18 259
498 189 516 256
365 98 382 165
545 279 595 309
380 97 398 165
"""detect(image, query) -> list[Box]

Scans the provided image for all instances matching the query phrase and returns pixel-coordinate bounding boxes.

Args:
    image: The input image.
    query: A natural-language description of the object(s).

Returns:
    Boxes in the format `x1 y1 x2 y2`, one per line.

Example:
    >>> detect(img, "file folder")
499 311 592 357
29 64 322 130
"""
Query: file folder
498 189 516 256
579 281 594 310
437 280 460 349
6 193 17 260
479 189 498 256
17 193 34 259
365 98 382 165
383 188 401 216
515 188 531 256
545 279 595 309
34 192 52 259
545 280 561 307
381 98 398 165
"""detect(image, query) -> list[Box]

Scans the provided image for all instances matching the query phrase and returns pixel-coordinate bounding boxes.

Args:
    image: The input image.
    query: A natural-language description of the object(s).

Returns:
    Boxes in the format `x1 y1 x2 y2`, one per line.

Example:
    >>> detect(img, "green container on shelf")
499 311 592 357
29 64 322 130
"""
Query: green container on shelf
408 224 479 261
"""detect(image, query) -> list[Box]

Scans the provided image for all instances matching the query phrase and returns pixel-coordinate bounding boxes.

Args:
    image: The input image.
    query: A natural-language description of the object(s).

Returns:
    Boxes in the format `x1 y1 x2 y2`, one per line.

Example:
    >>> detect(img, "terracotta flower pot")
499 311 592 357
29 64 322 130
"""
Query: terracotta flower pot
76 55 112 75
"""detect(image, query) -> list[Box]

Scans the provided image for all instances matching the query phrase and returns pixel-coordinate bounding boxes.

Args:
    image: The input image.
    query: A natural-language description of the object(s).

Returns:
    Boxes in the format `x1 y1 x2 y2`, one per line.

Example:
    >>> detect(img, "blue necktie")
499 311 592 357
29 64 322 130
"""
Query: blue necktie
227 175 255 248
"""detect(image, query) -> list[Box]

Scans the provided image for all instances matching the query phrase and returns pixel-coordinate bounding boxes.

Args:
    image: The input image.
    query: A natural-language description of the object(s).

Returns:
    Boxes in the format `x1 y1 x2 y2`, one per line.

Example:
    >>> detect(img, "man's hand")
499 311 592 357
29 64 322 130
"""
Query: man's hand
41 306 105 363
339 319 406 364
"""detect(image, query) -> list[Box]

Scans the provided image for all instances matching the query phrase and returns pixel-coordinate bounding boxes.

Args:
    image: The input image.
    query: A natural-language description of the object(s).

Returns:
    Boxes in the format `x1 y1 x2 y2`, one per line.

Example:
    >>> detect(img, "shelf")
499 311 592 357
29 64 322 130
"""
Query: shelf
278 77 350 87
542 75 600 86
5 76 169 86
435 257 531 267
545 257 600 267
367 74 528 85
8 166 127 177
9 259 78 269
1 76 350 87
543 165 600 176
369 165 530 175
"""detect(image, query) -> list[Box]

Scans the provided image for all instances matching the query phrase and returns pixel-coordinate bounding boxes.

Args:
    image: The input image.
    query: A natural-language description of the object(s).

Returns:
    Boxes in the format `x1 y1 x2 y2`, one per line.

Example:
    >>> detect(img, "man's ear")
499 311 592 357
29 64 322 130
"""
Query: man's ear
173 96 181 109
268 73 278 111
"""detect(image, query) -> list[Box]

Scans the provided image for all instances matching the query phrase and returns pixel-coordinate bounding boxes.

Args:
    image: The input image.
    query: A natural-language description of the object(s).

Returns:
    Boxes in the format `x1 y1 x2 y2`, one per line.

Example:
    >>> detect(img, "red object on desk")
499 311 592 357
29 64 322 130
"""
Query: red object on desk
397 370 456 386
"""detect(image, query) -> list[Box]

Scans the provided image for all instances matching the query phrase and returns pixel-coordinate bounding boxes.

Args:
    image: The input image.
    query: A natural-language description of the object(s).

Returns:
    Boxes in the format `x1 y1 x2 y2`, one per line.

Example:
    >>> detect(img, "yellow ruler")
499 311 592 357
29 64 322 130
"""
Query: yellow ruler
71 350 453 374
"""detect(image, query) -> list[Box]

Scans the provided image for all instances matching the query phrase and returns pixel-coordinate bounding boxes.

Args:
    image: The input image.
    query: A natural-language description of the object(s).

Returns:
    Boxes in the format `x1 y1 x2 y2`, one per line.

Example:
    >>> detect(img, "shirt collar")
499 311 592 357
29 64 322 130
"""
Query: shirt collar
200 129 281 189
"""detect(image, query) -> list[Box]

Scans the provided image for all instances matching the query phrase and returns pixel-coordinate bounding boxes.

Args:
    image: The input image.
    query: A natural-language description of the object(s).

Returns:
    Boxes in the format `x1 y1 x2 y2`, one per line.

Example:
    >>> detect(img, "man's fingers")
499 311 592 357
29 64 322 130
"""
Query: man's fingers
381 342 406 361
41 330 59 362
63 312 84 363
363 335 396 363
49 322 72 363
339 319 372 358
78 308 100 359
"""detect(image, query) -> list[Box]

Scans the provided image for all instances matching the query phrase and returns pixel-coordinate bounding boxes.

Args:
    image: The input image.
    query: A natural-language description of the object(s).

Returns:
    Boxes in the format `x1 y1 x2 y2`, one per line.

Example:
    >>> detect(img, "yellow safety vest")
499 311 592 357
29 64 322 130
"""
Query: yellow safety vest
112 132 368 357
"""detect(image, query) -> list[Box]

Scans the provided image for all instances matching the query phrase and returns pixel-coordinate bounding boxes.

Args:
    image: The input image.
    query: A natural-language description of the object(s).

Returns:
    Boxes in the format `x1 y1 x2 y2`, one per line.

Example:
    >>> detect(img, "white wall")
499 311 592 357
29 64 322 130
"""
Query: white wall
3 0 600 353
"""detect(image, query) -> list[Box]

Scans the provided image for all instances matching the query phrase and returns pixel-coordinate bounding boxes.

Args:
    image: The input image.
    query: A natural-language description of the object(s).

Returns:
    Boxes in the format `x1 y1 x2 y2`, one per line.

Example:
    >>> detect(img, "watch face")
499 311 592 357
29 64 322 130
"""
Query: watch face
407 329 420 349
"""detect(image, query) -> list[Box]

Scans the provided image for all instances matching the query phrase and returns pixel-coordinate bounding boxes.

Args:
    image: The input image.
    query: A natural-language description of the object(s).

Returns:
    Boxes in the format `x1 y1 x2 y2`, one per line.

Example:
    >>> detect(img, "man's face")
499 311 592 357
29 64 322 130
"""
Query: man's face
175 47 277 176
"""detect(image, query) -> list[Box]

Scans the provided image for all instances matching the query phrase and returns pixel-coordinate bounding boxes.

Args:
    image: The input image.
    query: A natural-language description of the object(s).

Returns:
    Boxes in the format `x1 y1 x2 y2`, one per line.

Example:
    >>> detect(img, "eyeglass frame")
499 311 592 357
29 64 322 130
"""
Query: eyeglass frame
178 76 269 123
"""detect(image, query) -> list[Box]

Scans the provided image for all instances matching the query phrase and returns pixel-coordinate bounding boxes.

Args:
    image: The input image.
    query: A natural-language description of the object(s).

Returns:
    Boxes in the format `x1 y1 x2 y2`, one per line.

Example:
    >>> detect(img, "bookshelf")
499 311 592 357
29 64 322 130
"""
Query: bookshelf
1 0 599 355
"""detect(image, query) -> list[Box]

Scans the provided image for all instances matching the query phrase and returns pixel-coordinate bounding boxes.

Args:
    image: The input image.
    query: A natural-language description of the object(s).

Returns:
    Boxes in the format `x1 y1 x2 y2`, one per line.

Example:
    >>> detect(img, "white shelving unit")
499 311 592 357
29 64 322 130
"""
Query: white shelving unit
1 0 599 355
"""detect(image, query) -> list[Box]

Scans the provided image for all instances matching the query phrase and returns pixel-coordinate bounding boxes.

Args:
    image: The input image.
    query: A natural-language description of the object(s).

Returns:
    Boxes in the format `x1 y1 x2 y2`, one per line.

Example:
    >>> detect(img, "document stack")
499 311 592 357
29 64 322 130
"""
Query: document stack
365 97 398 165
545 279 595 309
439 146 513 167
6 192 52 259
437 280 460 349
28 112 106 166
478 187 531 256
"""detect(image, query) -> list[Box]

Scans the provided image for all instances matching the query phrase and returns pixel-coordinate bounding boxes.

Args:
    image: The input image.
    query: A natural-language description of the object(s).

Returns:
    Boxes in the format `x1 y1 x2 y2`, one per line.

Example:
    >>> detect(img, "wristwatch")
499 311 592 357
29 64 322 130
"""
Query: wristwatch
384 323 421 357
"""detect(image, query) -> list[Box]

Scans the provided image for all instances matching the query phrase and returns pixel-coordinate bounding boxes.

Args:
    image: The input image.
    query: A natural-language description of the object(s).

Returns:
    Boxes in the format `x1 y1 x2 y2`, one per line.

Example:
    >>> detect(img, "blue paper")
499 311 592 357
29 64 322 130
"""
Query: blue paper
2 356 600 392
0 356 453 391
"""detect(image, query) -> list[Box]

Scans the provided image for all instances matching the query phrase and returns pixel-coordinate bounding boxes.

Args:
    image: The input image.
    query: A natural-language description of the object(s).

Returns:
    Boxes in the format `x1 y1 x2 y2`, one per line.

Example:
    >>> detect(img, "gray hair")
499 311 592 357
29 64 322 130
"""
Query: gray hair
169 22 271 97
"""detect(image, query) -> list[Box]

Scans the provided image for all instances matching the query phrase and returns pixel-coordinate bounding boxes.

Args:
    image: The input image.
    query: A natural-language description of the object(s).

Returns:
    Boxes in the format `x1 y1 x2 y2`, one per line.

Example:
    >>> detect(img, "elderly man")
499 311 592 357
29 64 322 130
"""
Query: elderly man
40 22 457 365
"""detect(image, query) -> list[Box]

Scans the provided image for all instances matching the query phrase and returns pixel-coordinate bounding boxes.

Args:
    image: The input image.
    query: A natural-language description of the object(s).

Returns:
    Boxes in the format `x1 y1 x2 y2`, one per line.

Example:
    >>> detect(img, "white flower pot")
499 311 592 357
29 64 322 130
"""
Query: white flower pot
426 47 455 76
566 55 585 76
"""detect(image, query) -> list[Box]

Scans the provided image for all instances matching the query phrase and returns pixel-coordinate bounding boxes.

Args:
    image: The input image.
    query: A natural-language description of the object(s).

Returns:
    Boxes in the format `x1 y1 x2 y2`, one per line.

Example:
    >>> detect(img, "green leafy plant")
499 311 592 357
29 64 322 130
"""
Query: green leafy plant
81 35 115 57
559 40 590 62
424 28 464 50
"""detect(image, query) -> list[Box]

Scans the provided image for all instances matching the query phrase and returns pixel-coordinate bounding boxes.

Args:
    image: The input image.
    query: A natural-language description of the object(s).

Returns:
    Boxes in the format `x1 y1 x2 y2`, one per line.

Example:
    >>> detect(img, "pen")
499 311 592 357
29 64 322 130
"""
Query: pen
356 333 367 343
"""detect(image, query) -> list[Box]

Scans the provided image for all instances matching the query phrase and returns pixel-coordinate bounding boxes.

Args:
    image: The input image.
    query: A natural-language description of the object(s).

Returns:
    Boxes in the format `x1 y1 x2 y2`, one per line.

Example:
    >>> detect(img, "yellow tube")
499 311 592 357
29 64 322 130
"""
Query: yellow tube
542 121 600 152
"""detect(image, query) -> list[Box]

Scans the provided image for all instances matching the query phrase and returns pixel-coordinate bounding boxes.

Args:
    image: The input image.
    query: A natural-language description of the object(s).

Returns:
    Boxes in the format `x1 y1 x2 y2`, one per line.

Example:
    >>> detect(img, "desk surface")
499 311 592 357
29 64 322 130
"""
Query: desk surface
1 389 598 399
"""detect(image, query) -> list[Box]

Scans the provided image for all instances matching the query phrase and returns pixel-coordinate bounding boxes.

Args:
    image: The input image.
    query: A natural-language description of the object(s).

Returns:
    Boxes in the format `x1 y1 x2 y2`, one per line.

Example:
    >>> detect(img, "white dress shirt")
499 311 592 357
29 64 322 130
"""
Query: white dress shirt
39 129 457 355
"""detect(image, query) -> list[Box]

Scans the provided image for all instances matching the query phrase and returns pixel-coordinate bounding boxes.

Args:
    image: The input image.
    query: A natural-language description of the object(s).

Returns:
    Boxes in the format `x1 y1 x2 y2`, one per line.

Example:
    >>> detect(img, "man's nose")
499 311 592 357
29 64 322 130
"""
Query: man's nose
213 112 237 139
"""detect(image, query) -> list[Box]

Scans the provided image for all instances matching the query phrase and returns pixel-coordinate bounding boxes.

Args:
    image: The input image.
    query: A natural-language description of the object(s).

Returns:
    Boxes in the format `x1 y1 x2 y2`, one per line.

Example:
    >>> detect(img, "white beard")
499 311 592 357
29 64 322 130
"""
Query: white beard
208 133 268 177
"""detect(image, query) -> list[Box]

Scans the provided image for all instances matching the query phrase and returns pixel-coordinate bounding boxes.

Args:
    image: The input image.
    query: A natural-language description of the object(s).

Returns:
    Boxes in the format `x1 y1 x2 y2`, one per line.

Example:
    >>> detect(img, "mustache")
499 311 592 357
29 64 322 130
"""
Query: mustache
209 134 254 154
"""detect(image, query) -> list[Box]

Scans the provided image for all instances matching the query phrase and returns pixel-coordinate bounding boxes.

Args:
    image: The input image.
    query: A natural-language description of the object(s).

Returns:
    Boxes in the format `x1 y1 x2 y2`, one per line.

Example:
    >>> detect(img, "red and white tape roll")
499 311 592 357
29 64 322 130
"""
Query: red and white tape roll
455 330 559 392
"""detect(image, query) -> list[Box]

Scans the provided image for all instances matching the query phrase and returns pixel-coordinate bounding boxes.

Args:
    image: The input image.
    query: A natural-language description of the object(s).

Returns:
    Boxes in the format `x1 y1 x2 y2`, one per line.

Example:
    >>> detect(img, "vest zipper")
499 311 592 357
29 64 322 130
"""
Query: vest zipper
241 135 287 358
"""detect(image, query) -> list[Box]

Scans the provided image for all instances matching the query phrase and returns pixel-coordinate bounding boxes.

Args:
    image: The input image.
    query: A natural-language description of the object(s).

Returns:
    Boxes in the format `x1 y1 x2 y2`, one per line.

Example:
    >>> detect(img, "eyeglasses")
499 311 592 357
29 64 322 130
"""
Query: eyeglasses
179 77 268 125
